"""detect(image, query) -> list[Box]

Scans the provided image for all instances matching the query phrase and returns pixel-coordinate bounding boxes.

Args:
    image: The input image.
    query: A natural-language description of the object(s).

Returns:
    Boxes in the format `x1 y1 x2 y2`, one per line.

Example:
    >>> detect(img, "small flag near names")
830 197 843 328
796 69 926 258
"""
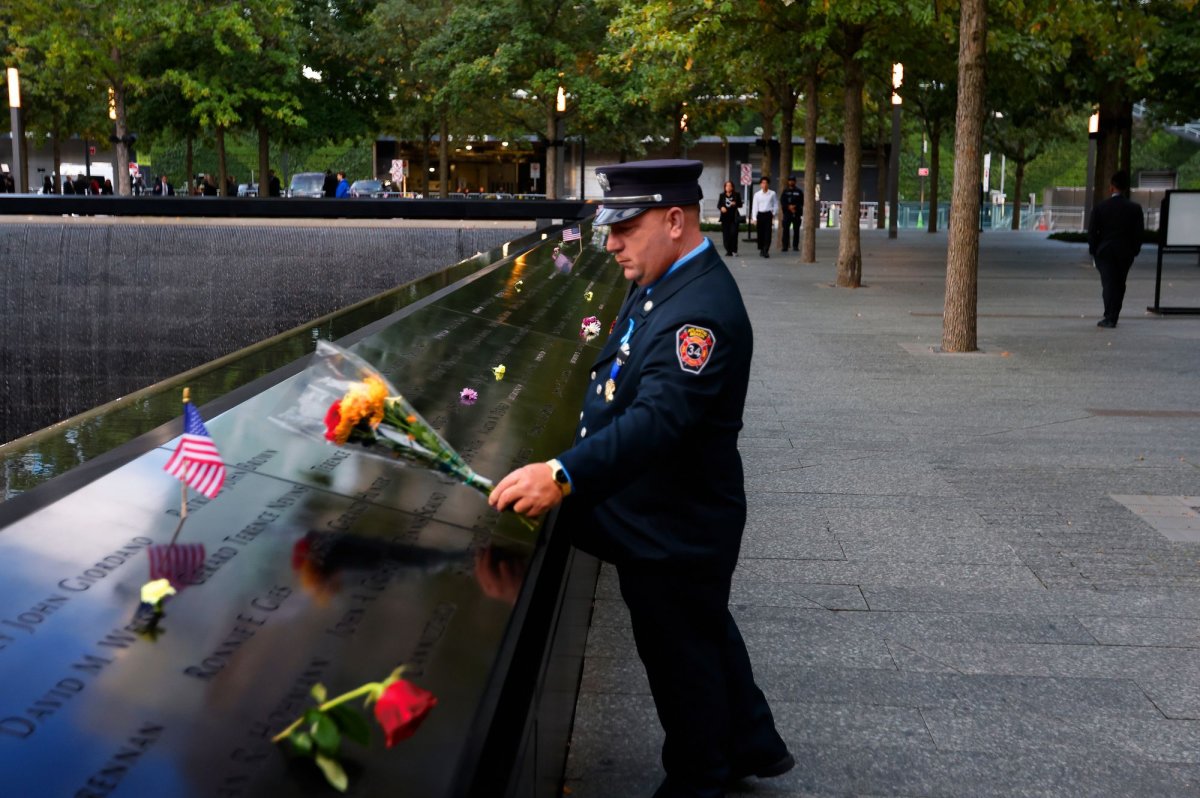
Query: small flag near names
164 392 226 499
562 226 581 242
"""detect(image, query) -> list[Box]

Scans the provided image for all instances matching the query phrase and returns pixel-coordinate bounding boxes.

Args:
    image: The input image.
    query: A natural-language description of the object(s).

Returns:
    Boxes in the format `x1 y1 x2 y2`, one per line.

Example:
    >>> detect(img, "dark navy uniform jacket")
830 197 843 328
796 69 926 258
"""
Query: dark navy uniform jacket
558 239 753 566
780 186 804 217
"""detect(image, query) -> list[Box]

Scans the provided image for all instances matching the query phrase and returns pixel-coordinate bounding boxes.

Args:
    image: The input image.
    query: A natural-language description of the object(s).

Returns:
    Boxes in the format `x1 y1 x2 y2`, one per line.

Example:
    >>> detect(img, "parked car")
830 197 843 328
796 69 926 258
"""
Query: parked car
237 183 259 197
348 179 384 198
288 172 325 198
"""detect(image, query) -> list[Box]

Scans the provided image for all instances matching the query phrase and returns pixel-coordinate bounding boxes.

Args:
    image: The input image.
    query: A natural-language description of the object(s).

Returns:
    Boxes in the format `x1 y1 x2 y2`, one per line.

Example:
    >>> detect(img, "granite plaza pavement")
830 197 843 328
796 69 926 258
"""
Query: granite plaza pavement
564 229 1200 797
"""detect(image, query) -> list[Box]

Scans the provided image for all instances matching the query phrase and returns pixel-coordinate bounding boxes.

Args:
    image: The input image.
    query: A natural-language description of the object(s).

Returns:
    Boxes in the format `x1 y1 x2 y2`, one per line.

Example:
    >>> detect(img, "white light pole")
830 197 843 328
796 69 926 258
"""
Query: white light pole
7 68 24 194
888 63 903 239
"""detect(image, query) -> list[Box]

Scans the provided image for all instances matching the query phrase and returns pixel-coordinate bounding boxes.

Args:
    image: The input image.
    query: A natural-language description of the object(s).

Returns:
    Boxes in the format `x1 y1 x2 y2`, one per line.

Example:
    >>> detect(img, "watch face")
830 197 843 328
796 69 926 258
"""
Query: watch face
554 469 568 484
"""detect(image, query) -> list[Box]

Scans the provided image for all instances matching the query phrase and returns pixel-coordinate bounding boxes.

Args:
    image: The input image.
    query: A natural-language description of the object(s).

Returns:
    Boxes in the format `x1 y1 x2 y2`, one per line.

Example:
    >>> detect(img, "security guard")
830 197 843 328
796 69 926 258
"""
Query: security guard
780 175 804 252
490 160 792 798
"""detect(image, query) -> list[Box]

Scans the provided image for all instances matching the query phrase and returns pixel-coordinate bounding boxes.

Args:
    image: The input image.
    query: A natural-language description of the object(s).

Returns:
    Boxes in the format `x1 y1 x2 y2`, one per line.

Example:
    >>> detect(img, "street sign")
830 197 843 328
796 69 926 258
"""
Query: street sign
918 167 929 177
389 159 406 182
740 163 753 186
530 163 541 179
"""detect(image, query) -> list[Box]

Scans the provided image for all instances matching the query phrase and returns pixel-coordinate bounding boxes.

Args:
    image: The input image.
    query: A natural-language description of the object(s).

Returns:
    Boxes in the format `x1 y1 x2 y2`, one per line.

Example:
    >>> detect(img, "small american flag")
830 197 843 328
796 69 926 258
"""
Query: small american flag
164 403 226 498
562 226 581 242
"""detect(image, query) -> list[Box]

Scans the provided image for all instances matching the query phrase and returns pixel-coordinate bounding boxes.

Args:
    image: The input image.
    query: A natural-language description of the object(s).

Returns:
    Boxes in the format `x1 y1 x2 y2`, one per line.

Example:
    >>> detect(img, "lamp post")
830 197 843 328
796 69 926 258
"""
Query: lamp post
7 68 24 194
888 63 903 239
1083 111 1099 229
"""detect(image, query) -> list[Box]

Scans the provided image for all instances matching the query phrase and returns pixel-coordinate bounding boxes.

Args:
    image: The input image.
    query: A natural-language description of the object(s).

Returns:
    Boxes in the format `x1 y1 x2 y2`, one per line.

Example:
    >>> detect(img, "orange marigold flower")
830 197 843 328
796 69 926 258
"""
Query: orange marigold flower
326 375 389 444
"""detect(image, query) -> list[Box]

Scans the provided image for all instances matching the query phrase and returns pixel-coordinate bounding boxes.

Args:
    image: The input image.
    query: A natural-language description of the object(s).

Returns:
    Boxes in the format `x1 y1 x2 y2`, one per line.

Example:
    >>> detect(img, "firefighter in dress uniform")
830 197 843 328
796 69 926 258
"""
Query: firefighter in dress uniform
490 160 793 798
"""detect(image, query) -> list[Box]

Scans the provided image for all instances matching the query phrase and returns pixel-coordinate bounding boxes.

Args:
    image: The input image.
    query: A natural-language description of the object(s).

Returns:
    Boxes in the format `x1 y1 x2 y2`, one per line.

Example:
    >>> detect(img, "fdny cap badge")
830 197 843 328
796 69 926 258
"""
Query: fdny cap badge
676 325 715 374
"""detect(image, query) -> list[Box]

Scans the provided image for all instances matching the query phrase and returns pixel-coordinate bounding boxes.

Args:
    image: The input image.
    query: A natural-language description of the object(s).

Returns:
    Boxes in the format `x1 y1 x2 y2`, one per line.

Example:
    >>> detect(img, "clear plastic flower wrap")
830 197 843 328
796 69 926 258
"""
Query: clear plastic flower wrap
272 340 495 496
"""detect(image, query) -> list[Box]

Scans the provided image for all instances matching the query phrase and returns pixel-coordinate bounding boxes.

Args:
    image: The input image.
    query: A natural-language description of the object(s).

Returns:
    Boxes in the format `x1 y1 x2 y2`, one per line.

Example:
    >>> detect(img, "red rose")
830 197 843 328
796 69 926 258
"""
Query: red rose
324 400 342 441
373 679 437 747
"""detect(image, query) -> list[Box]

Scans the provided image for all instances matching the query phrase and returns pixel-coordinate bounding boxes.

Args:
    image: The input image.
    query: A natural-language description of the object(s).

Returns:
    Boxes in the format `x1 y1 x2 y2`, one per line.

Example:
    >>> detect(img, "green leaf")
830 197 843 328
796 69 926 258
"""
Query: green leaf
310 683 327 704
328 704 373 748
312 712 342 756
289 730 313 755
314 753 349 793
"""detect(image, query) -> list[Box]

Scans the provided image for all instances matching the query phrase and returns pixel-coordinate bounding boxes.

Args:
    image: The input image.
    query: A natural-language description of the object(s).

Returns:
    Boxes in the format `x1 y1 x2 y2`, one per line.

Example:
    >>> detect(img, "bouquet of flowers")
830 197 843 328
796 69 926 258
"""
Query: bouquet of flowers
273 341 495 497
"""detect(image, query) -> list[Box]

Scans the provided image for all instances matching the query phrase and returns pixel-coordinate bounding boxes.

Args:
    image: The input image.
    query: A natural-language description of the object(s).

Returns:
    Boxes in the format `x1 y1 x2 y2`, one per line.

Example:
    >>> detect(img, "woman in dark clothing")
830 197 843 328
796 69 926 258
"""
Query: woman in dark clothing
717 180 743 257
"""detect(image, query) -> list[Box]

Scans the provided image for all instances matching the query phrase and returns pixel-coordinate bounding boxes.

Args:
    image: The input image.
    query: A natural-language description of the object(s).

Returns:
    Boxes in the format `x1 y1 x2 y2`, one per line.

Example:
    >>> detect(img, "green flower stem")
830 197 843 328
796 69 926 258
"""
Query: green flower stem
271 682 379 744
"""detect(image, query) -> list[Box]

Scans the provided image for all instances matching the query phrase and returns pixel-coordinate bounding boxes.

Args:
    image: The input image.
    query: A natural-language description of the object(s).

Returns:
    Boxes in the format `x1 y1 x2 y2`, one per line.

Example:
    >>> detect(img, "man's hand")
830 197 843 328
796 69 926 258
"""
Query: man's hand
488 462 564 517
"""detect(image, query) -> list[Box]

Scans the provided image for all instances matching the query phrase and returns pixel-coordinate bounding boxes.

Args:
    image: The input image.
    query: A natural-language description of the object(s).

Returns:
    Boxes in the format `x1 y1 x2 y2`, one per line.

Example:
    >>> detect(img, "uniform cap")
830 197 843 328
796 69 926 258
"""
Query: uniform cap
593 159 704 226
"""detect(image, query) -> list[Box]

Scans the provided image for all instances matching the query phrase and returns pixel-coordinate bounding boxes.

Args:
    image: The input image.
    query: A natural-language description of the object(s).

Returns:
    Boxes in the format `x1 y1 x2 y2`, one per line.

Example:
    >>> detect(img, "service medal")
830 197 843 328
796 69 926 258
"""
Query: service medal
604 379 616 402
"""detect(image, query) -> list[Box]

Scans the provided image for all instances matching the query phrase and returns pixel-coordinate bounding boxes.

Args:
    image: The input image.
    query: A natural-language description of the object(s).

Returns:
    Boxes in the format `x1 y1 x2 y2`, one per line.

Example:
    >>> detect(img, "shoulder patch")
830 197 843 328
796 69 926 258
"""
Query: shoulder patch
676 325 716 374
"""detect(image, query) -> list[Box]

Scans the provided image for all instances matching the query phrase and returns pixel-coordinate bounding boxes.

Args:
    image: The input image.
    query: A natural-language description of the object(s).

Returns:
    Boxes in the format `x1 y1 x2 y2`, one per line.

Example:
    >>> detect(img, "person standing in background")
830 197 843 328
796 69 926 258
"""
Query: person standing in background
750 177 777 258
717 180 742 257
335 171 351 198
779 176 803 252
1088 170 1144 329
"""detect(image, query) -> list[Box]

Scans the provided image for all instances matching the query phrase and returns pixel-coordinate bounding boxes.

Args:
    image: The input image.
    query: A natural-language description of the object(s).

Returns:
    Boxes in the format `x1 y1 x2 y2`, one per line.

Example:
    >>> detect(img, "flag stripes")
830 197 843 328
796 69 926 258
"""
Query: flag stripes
163 403 226 498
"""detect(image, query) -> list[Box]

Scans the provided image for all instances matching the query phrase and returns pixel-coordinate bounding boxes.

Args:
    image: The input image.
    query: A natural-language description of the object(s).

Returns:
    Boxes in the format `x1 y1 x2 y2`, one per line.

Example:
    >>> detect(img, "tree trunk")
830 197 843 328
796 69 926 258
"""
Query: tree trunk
778 87 796 249
1011 159 1025 230
802 69 819 263
52 132 62 193
545 102 559 200
113 84 131 196
669 102 684 158
420 121 432 194
1119 99 1132 179
835 24 865 288
258 119 270 200
438 112 449 198
928 126 940 232
875 141 888 229
216 125 228 196
942 0 986 353
1093 89 1121 208
185 135 194 194
760 113 775 182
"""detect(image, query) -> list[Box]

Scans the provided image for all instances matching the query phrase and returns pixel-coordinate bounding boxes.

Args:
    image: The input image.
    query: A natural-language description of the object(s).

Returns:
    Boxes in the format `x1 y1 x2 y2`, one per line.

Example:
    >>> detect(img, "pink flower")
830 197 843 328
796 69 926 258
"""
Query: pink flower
460 387 478 405
373 679 438 747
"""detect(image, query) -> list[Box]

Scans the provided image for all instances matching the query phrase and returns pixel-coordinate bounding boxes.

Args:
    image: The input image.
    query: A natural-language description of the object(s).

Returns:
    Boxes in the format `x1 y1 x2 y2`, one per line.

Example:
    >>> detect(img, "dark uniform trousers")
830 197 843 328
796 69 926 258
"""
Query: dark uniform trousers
1096 256 1135 323
617 561 788 797
561 243 787 798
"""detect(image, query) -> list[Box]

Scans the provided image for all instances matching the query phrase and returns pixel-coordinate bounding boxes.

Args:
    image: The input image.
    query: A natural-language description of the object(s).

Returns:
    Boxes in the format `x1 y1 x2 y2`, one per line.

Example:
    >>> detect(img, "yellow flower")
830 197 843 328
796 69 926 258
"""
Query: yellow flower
141 578 176 606
492 365 506 381
584 291 593 301
329 375 389 444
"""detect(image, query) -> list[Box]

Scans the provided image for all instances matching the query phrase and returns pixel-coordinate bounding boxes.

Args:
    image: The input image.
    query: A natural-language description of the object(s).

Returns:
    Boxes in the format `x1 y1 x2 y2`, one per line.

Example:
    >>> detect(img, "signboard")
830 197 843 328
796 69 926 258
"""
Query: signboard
389 159 406 183
740 163 753 187
918 167 929 177
530 163 541 180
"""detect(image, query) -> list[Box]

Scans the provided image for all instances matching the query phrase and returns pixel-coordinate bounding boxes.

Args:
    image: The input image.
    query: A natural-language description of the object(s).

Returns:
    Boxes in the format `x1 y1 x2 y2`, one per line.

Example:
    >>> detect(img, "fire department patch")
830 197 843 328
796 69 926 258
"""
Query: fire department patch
676 325 716 374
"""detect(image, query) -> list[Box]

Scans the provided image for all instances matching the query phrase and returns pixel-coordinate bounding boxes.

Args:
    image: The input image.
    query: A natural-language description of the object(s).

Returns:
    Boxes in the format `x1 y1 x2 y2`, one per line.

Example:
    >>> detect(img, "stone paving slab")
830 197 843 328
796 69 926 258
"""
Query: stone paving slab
565 231 1200 797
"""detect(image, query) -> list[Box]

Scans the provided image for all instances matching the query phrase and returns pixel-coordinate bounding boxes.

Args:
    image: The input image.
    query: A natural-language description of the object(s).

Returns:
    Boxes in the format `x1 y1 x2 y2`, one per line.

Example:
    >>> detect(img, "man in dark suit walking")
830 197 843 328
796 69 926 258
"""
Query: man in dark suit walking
490 160 792 798
1088 170 1144 328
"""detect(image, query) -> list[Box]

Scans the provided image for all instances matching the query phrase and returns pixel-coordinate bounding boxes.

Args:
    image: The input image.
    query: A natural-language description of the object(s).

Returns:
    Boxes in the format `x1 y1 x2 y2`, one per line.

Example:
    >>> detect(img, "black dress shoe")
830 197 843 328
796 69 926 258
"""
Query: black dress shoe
729 752 795 783
1097 319 1117 328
